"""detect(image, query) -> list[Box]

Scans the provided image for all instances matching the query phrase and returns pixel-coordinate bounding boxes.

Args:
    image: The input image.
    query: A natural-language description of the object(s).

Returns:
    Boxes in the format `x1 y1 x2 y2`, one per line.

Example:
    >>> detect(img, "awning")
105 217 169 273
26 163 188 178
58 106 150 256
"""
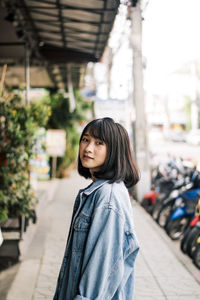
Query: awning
0 0 120 89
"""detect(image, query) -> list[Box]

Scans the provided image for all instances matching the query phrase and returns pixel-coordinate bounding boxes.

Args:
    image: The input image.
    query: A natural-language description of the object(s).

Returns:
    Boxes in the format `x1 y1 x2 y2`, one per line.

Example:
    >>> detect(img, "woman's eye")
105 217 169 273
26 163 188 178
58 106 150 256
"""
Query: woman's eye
82 137 88 142
96 141 103 145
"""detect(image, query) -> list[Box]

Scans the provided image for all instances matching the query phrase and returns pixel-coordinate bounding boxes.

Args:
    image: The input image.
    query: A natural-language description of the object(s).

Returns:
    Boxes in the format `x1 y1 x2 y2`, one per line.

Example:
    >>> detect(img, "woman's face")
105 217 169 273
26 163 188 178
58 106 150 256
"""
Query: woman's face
79 131 107 175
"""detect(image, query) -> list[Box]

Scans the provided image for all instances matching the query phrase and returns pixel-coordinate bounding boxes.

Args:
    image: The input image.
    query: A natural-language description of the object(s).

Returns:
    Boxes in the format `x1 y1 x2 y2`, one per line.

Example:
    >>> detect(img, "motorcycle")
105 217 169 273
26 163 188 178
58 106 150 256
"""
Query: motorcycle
151 177 187 221
151 158 196 221
193 236 200 269
186 221 200 258
156 169 200 227
184 199 200 263
141 161 173 214
165 188 200 240
180 215 200 254
141 189 158 214
142 158 184 215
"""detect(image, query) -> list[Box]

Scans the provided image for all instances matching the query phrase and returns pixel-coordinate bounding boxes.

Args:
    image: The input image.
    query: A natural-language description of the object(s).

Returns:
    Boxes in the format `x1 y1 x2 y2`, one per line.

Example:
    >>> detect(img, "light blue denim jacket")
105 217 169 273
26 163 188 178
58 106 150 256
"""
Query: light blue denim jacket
53 179 139 300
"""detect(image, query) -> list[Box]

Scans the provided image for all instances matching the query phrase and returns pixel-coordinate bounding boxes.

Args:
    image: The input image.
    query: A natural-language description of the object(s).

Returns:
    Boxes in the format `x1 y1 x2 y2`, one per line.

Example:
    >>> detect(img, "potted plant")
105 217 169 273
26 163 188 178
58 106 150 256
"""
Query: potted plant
0 92 50 264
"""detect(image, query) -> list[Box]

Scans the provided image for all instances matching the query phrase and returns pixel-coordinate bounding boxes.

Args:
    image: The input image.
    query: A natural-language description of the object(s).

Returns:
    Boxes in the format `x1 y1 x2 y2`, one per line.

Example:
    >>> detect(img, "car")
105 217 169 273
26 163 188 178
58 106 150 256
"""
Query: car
186 129 200 145
164 130 187 142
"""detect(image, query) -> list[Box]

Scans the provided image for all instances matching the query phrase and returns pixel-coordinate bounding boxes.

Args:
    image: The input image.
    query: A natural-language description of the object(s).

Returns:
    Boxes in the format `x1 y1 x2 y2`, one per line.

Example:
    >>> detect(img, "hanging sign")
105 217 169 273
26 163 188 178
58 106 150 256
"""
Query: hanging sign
46 129 66 157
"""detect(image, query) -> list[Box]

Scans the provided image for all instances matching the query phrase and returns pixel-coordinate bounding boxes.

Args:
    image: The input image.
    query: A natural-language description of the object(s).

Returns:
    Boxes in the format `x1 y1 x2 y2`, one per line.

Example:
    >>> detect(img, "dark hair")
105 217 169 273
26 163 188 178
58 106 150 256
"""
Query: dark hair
78 117 140 188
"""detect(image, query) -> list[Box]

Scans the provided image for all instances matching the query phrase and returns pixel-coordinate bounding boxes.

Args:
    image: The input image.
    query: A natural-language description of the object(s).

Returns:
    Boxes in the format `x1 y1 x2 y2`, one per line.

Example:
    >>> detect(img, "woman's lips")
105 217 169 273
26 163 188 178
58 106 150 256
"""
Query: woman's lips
83 155 93 160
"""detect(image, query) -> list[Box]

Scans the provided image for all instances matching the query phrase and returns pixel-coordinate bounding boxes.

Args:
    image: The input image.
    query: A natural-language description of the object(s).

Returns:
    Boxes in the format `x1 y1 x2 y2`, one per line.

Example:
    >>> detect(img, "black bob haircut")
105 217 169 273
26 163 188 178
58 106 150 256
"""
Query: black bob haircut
78 118 140 188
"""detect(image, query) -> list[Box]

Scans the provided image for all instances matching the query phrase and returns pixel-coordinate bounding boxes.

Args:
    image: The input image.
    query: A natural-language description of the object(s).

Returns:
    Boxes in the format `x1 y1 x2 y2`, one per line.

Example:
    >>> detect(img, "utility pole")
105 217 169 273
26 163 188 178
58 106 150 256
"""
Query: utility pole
130 0 151 201
106 46 113 99
191 63 200 130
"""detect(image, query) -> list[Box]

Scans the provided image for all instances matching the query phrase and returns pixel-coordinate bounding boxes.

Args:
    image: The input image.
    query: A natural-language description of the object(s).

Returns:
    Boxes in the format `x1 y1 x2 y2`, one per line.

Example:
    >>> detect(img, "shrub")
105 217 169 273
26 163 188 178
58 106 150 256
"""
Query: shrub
0 93 50 221
44 89 92 176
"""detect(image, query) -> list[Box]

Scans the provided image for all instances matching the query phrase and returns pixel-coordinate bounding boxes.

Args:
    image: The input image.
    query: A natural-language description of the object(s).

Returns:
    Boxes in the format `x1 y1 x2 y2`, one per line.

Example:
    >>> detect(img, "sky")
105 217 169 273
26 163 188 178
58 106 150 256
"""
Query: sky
142 0 200 90
96 0 200 99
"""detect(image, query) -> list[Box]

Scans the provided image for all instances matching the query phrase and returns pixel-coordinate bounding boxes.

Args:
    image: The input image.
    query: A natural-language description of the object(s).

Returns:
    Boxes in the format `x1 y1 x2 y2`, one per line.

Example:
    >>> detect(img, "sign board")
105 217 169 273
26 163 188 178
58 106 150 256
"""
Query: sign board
46 129 66 157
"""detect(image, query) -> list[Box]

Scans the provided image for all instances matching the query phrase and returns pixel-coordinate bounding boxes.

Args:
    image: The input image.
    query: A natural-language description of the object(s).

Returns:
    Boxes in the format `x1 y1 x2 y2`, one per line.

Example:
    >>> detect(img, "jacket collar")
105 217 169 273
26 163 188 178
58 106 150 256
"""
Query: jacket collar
81 179 109 196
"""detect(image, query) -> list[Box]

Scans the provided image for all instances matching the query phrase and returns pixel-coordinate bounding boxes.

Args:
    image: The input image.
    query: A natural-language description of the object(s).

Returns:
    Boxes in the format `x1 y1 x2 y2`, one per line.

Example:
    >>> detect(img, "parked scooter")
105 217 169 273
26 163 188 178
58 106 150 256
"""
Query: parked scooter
142 177 176 214
141 189 158 214
142 159 183 215
185 199 200 259
193 236 200 269
186 221 200 258
156 170 200 227
180 215 200 254
141 161 172 213
165 189 200 240
151 177 188 221
151 158 196 220
192 200 200 269
181 199 200 269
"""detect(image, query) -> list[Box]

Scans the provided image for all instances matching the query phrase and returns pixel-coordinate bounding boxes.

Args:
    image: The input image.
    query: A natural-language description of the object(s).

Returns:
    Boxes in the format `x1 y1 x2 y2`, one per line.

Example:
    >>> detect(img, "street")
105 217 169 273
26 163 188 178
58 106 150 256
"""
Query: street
148 134 200 163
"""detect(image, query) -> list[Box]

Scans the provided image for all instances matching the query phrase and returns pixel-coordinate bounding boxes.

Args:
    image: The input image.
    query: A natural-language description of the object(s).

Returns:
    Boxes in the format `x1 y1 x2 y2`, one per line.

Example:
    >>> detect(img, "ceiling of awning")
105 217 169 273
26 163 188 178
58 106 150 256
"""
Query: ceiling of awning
0 0 120 89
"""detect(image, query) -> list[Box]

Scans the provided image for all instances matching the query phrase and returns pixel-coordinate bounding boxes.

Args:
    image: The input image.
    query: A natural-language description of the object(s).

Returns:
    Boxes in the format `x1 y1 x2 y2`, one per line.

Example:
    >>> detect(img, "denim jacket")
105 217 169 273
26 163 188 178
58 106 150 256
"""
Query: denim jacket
53 179 139 300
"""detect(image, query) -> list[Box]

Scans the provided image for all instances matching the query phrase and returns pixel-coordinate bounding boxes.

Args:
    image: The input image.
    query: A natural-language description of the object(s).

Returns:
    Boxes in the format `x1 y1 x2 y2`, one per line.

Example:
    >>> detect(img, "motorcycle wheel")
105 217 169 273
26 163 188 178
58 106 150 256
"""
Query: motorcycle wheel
151 202 162 221
186 227 200 258
157 203 172 228
180 226 193 254
193 244 200 269
141 197 152 213
165 217 189 240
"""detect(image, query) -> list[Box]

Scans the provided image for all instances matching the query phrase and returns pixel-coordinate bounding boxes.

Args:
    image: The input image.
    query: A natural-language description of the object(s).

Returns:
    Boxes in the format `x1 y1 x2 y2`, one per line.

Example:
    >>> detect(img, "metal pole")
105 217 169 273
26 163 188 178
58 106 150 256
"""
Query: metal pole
67 64 76 112
130 1 151 201
0 64 7 96
52 156 57 178
25 44 30 105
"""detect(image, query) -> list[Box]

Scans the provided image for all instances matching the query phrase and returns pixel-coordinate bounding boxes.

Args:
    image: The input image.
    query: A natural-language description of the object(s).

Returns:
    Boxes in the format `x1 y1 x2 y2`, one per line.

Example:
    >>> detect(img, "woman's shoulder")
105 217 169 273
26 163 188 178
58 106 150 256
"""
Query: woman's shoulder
94 181 131 211
92 181 135 229
97 180 128 197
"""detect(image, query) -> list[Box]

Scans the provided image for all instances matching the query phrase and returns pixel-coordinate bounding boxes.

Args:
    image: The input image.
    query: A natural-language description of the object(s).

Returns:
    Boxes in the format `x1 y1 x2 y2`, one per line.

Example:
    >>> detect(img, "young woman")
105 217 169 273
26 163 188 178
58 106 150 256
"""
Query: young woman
53 117 140 300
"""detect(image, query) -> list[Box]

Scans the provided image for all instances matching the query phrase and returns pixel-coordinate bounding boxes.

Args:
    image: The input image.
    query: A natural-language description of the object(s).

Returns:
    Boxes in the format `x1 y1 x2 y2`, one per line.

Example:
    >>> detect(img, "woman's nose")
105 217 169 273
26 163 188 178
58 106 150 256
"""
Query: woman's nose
85 142 94 152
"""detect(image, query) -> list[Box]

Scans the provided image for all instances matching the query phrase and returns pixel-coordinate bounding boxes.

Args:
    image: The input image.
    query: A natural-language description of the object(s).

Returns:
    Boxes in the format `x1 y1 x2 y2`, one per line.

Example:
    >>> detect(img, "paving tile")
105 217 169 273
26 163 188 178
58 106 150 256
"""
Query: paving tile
156 276 200 297
34 285 55 299
5 173 200 300
32 176 200 299
135 297 167 300
167 296 200 300
135 276 165 297
135 252 152 277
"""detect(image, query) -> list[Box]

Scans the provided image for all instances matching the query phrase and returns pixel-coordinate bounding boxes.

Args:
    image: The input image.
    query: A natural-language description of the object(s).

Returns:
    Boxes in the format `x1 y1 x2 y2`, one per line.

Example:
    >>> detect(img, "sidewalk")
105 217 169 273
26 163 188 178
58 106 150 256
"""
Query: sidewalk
134 204 200 300
1 171 200 300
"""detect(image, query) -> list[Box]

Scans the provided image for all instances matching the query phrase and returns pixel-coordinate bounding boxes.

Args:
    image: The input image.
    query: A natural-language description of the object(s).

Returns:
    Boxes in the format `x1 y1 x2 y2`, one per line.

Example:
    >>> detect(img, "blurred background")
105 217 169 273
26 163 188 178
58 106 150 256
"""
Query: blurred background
0 0 200 298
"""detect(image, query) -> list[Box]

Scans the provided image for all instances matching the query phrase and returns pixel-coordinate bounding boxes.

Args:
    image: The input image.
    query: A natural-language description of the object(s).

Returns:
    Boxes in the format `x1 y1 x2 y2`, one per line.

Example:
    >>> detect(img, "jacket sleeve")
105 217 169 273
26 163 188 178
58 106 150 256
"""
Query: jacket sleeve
74 205 139 300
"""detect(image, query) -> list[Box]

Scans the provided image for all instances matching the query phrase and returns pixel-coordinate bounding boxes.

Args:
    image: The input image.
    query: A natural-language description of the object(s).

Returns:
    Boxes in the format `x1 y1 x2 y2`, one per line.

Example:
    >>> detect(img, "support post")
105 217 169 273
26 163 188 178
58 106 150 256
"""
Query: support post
67 64 76 112
52 156 57 178
0 64 7 96
25 44 30 105
130 1 151 201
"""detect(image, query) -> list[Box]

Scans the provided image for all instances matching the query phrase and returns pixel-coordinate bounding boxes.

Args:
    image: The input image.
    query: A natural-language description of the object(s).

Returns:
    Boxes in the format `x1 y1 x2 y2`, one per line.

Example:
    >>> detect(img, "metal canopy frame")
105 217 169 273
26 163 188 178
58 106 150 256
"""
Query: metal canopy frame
0 0 120 89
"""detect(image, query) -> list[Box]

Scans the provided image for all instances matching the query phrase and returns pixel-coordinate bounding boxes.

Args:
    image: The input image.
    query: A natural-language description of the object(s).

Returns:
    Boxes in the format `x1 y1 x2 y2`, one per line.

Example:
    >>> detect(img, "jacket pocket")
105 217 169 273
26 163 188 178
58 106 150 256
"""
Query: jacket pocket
72 214 91 252
124 230 140 258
